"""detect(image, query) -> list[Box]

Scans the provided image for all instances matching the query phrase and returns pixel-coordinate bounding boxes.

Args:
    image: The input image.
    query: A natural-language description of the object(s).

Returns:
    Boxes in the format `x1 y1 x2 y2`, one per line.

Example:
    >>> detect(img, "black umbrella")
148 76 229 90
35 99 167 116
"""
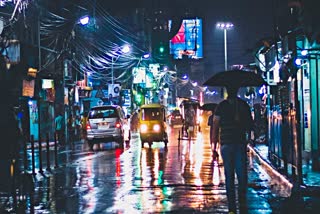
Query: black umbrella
200 103 218 112
203 69 268 88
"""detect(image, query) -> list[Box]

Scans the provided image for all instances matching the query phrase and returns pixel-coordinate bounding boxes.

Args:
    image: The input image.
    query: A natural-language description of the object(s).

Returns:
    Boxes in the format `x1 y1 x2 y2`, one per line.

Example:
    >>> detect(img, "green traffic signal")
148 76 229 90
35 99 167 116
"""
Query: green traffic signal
159 46 164 53
135 93 142 104
137 94 142 102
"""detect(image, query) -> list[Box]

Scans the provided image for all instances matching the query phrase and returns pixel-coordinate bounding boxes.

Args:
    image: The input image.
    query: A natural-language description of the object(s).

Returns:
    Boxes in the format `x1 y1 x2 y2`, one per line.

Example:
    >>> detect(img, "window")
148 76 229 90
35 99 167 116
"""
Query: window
88 107 118 119
141 108 162 120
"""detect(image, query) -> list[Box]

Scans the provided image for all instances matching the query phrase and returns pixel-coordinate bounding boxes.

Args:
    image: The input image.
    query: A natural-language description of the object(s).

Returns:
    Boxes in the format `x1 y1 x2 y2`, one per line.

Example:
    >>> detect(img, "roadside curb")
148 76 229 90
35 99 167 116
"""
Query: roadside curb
247 145 293 189
248 145 320 197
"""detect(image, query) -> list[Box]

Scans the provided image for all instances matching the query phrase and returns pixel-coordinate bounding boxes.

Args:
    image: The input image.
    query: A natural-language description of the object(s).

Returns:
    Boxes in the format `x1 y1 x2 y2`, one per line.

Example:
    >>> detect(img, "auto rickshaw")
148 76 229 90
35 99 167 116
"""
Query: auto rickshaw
139 103 169 148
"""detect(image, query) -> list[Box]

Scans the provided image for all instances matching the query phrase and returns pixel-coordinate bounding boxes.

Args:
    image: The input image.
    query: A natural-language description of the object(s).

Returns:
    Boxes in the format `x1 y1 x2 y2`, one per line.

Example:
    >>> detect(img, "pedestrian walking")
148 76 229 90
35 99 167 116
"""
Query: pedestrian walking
211 86 253 214
55 112 65 144
67 114 75 142
74 115 81 140
80 112 88 137
208 111 219 160
184 105 196 138
130 110 139 132
207 112 214 143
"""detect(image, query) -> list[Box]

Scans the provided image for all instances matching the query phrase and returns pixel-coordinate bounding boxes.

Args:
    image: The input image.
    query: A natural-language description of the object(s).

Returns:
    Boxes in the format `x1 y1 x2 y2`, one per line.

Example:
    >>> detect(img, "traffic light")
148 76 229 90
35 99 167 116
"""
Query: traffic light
152 41 169 58
159 45 165 54
135 93 142 104
134 86 145 105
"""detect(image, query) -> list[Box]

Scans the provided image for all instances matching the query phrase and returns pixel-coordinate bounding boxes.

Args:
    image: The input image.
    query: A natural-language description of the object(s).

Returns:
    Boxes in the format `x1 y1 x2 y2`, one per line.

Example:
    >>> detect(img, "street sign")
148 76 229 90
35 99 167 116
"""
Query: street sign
95 88 105 98
108 84 121 97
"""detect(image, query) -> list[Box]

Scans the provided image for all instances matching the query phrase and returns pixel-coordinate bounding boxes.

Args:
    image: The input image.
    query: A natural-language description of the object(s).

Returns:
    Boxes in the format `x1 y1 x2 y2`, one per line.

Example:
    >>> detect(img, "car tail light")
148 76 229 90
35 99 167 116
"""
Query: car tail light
86 122 91 130
153 124 161 132
115 121 121 128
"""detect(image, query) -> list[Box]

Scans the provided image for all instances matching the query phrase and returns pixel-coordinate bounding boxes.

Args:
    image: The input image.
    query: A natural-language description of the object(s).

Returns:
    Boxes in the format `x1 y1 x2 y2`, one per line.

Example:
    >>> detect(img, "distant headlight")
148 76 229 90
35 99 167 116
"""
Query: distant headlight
140 124 148 133
153 124 161 132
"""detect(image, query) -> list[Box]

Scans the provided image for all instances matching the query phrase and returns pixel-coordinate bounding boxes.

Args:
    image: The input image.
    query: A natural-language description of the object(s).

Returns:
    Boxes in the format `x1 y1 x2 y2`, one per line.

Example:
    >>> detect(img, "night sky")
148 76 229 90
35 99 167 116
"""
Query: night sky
96 0 287 65
63 0 306 82
155 0 291 81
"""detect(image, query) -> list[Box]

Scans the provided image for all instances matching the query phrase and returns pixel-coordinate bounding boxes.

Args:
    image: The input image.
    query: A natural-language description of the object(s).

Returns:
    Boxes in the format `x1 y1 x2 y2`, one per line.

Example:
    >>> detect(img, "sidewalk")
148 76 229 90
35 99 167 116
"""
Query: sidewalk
249 143 320 197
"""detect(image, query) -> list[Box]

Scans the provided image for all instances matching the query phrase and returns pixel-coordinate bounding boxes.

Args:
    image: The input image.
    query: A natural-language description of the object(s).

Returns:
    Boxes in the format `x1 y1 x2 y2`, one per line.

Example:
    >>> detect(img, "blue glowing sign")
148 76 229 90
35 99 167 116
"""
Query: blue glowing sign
169 18 203 59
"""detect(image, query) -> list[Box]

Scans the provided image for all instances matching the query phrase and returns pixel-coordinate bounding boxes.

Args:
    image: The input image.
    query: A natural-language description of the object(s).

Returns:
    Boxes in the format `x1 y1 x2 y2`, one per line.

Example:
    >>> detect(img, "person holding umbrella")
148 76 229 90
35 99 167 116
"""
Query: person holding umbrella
211 86 253 214
203 69 267 213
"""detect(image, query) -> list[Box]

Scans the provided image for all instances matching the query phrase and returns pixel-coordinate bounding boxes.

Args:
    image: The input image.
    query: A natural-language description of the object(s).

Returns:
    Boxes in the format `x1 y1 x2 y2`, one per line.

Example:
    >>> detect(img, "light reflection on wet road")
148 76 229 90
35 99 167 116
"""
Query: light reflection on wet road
19 125 292 213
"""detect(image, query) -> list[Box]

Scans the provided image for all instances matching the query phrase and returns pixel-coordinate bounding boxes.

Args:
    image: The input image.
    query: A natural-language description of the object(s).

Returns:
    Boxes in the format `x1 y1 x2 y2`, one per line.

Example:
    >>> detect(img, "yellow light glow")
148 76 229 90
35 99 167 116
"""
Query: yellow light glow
153 124 161 132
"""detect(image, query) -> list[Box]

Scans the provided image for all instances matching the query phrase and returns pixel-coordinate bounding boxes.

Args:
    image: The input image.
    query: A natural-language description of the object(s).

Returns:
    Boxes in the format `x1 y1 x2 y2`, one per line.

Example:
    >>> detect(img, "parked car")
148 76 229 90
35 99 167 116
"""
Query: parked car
168 109 183 126
85 105 130 150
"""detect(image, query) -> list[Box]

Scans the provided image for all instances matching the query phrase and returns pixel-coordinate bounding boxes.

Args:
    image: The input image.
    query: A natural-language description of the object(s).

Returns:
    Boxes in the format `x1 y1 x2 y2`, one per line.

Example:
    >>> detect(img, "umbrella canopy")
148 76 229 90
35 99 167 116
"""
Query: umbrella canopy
200 103 218 112
203 69 267 88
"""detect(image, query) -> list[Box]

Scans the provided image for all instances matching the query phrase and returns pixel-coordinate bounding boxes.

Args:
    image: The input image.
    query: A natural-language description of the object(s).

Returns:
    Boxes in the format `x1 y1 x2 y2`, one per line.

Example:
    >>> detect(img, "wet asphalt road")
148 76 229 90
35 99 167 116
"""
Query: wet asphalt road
2 125 320 213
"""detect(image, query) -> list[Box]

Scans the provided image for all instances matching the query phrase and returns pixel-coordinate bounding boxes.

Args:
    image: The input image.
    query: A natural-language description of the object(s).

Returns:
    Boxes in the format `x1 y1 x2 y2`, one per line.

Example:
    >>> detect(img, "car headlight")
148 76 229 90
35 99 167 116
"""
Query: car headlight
140 124 148 133
153 124 161 132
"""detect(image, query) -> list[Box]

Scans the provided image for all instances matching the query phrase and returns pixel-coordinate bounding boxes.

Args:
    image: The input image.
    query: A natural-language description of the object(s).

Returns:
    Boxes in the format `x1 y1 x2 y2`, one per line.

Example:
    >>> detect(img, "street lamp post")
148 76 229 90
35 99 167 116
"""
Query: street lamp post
216 22 234 70
110 44 130 101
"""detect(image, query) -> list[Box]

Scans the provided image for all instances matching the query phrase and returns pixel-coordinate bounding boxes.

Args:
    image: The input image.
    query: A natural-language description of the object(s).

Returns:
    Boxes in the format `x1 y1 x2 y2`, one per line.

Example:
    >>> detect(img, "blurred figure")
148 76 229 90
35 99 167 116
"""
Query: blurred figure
184 105 196 138
74 115 81 140
80 112 88 135
55 112 65 144
207 111 214 144
207 111 220 159
67 114 75 142
130 110 139 132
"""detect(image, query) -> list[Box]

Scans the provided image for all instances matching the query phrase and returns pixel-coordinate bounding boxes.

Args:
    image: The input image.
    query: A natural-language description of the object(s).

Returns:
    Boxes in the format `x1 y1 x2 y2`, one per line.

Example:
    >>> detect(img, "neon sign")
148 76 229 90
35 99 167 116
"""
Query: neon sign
169 18 203 59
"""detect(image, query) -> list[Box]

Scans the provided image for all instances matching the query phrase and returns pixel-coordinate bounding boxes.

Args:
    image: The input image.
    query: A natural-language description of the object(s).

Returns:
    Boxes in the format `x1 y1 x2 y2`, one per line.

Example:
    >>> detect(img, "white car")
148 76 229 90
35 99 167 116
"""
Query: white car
86 105 130 150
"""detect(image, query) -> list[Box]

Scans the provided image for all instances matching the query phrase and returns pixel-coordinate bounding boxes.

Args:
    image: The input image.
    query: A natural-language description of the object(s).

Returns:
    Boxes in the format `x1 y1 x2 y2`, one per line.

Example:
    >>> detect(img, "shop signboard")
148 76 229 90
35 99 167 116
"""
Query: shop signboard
22 79 35 97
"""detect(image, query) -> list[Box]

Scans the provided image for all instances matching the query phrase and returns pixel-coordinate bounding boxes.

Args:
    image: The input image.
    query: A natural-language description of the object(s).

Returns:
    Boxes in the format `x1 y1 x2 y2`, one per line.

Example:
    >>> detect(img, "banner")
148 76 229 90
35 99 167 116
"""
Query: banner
132 67 146 84
22 79 35 97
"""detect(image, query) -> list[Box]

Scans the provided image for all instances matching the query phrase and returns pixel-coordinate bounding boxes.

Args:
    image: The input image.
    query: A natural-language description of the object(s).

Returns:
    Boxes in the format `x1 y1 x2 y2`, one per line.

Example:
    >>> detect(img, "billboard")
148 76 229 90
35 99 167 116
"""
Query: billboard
41 79 54 89
22 79 35 97
132 67 146 84
169 18 203 59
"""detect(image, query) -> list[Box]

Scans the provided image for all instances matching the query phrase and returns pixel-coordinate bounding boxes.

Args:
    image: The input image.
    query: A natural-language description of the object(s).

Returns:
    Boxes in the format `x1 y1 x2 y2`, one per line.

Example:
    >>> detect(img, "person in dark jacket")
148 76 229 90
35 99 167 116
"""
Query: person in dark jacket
55 112 65 144
207 112 214 144
212 86 253 214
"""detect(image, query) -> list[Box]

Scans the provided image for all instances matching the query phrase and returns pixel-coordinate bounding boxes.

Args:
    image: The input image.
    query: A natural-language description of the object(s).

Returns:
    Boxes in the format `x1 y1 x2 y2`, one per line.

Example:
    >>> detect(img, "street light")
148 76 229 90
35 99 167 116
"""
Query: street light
216 22 234 70
111 44 131 86
142 52 151 59
110 44 131 96
79 15 90 25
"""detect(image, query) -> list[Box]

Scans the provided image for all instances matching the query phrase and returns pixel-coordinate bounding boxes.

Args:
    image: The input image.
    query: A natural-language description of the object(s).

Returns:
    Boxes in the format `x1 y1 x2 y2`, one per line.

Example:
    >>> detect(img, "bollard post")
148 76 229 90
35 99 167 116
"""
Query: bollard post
46 133 51 172
38 136 43 174
54 132 58 168
31 135 36 175
23 137 28 173
10 159 17 210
